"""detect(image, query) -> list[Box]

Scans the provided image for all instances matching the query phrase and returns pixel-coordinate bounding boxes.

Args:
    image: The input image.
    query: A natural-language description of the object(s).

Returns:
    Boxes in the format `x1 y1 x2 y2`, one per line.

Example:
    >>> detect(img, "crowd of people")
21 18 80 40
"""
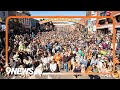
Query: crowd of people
0 20 120 79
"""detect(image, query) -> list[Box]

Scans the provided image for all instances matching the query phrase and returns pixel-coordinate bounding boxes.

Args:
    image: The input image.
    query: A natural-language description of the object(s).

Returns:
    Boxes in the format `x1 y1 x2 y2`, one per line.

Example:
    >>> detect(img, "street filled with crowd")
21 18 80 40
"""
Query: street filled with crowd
0 19 120 79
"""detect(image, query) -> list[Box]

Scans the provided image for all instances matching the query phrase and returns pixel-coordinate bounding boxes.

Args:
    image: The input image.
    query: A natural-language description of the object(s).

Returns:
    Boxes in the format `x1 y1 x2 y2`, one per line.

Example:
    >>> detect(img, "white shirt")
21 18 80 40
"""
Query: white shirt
50 63 57 72
13 54 19 61
23 59 30 65
42 57 48 65
47 56 52 63
34 64 43 75
97 61 103 69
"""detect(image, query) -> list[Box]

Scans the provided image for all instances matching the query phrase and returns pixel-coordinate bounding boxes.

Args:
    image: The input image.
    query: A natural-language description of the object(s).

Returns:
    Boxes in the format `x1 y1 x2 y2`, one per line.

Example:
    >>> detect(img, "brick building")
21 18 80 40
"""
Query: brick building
96 11 120 35
85 11 120 51
95 11 120 51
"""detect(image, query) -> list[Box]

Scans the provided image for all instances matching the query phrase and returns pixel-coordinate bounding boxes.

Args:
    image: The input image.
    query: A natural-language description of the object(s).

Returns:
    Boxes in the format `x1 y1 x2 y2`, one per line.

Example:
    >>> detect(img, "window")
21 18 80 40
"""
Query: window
92 11 97 16
86 12 91 16
107 18 113 24
98 20 106 25
100 11 106 16
2 11 5 16
115 15 120 22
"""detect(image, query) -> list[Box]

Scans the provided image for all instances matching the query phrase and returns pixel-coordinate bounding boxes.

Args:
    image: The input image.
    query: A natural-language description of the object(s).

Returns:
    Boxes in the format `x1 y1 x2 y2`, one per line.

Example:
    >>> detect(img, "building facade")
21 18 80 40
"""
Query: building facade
86 11 97 34
96 11 120 50
0 11 8 25
79 18 86 33
96 11 120 35
16 11 31 29
0 11 8 49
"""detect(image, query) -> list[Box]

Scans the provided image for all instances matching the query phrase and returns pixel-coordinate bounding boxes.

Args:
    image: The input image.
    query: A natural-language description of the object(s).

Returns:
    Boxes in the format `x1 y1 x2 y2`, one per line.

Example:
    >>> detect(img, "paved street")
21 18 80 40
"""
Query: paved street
9 75 114 79
8 72 114 79
0 70 115 79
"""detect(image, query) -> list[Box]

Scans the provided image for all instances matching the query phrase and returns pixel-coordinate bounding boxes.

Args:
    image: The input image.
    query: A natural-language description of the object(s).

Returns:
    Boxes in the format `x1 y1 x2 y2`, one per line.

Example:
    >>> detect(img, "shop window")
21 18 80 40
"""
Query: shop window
107 18 113 24
98 20 106 25
115 15 120 22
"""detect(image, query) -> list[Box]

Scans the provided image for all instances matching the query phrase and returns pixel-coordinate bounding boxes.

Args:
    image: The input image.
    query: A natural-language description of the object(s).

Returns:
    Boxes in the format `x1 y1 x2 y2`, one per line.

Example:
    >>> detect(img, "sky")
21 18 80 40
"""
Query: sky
30 11 86 25
30 11 86 16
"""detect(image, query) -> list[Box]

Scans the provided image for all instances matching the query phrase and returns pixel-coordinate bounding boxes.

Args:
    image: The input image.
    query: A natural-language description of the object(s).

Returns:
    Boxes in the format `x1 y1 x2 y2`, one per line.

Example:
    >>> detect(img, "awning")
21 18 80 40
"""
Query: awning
97 25 109 29
115 25 120 28
97 25 120 29
98 18 106 21
113 13 120 17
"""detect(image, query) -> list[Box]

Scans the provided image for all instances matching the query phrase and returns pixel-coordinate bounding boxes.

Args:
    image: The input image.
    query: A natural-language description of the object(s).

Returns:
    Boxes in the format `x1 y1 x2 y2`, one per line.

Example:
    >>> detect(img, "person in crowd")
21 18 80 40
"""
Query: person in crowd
0 20 117 79
73 61 81 78
50 60 57 72
53 51 62 71
63 52 69 72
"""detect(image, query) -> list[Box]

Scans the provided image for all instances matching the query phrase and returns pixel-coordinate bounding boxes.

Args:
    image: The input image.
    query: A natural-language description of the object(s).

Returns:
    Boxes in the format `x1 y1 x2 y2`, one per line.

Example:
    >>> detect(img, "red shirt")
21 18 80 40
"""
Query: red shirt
76 48 78 52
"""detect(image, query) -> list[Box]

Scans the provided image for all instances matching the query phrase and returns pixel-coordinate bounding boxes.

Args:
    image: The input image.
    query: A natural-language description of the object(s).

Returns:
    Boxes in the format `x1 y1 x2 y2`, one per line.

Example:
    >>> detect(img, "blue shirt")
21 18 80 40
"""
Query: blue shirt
81 59 88 68
90 59 98 66
79 56 83 63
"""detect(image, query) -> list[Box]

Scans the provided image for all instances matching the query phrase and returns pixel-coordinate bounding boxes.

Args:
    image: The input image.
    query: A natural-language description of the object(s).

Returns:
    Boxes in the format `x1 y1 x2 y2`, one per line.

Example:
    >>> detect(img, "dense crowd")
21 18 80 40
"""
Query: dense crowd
0 22 120 79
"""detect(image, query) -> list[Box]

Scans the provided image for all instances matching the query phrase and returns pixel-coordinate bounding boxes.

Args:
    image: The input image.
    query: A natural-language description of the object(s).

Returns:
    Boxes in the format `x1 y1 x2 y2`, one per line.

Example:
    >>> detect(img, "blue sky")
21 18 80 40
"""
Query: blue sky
30 11 86 25
30 11 86 16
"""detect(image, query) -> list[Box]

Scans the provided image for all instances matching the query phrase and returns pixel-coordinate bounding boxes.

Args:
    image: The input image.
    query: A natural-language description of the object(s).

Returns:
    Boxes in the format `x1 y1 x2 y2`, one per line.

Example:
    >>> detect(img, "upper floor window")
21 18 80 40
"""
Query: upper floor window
2 11 5 16
115 15 120 22
107 18 113 24
91 11 97 16
86 11 91 16
98 19 106 25
100 11 106 16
